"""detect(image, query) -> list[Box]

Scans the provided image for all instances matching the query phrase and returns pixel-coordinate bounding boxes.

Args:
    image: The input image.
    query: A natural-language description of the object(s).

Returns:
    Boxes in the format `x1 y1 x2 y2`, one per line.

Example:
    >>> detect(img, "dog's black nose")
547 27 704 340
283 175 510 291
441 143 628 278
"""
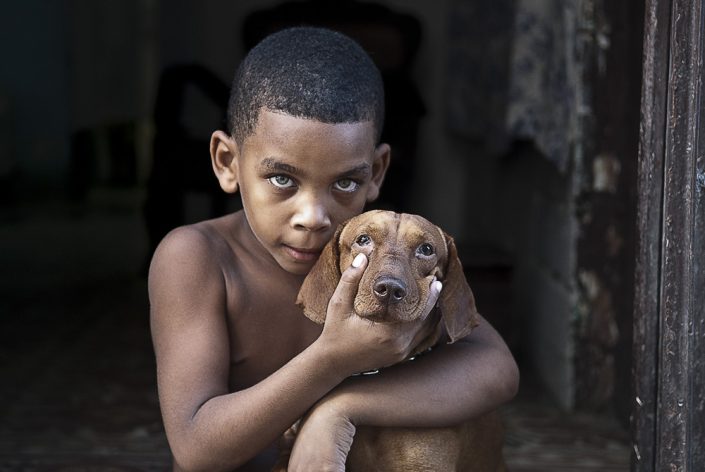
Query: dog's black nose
373 277 407 304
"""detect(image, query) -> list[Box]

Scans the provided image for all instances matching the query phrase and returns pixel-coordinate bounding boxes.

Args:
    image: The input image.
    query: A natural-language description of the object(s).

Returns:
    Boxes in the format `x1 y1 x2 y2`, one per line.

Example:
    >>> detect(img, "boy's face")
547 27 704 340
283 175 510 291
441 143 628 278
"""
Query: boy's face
213 109 389 275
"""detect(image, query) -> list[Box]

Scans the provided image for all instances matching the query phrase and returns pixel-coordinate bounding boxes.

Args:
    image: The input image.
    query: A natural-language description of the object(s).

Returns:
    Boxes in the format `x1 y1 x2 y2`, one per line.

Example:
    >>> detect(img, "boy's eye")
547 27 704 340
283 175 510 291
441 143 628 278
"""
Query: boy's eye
269 175 295 189
334 178 359 193
417 243 435 257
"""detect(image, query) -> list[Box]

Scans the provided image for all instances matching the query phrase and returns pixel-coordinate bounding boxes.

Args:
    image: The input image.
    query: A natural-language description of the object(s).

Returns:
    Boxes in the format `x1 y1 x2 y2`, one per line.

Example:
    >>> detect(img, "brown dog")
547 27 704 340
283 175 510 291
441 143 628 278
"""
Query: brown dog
290 210 506 471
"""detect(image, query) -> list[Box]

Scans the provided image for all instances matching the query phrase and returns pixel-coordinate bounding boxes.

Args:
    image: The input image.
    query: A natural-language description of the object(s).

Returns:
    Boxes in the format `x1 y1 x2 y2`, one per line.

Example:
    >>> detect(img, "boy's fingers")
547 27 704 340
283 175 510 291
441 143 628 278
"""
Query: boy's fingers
327 254 367 317
407 279 443 348
424 278 443 315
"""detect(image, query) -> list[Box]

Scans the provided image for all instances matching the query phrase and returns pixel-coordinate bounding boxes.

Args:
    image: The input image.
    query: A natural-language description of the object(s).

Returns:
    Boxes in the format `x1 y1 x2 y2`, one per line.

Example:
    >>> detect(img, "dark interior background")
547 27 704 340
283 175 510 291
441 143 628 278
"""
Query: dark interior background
0 0 644 469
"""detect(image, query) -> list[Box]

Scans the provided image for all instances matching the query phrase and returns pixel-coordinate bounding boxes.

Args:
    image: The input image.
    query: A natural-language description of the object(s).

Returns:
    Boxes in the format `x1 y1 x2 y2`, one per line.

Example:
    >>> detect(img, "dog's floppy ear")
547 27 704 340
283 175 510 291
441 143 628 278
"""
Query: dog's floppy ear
296 223 347 324
437 231 480 343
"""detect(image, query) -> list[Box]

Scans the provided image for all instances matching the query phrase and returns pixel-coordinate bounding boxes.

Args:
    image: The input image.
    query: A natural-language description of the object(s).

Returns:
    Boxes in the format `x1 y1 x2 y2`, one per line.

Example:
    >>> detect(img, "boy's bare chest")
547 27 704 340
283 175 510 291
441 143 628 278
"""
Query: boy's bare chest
224 271 322 391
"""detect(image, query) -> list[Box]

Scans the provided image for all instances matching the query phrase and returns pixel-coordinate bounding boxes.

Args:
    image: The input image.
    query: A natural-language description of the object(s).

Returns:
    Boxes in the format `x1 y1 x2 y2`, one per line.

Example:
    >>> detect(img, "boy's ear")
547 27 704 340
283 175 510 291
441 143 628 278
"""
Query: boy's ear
365 143 391 203
210 130 240 194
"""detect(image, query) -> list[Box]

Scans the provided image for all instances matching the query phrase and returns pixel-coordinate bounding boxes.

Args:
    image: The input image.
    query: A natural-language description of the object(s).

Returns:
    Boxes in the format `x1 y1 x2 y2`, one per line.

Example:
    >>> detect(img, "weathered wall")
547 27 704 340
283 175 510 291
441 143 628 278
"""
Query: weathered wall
497 144 578 409
573 0 642 417
494 0 642 417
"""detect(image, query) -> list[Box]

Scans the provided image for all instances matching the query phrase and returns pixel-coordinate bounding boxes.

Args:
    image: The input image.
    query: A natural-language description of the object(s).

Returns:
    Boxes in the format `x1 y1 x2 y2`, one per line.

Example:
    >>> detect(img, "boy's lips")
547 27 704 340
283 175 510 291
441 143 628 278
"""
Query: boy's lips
283 245 323 262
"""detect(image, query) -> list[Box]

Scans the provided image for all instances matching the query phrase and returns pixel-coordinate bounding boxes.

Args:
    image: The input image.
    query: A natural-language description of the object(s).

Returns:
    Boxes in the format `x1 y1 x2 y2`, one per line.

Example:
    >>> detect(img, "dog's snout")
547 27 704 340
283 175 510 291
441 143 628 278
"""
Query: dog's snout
373 277 407 304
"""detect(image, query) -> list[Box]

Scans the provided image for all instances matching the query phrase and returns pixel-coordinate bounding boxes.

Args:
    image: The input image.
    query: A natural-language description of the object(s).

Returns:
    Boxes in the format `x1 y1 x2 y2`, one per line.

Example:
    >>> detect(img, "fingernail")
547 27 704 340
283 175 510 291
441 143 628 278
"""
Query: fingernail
352 253 366 268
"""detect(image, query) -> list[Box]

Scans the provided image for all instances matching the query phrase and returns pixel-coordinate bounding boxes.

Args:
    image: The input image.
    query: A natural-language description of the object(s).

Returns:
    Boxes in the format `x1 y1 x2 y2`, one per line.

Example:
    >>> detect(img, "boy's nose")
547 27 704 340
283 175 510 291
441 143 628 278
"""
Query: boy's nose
291 198 332 232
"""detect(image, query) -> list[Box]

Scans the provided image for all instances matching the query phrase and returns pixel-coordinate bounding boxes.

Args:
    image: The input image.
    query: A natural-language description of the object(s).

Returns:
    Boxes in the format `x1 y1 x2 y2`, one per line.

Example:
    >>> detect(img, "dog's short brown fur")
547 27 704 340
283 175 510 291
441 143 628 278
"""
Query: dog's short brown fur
291 210 506 471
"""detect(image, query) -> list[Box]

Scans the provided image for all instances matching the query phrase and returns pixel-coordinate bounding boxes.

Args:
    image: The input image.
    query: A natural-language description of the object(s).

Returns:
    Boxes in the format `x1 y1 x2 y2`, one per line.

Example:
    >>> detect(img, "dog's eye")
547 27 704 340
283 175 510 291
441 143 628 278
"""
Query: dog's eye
356 234 371 246
417 243 435 256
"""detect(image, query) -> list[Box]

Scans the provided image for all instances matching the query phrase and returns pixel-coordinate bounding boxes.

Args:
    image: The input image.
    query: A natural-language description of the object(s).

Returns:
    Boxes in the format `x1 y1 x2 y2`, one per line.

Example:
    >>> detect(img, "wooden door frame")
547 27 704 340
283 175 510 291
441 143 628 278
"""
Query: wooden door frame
633 0 704 469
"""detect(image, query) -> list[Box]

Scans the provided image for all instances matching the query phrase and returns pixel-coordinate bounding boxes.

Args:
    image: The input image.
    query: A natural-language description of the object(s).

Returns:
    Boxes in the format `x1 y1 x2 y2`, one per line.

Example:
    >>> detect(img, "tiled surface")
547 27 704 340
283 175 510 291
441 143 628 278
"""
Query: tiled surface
0 204 631 471
502 384 630 471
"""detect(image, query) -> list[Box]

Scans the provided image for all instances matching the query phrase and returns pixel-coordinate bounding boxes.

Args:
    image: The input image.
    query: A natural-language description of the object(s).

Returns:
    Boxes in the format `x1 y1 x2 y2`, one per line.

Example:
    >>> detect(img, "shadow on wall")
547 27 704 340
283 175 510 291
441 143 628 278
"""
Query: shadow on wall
142 64 233 256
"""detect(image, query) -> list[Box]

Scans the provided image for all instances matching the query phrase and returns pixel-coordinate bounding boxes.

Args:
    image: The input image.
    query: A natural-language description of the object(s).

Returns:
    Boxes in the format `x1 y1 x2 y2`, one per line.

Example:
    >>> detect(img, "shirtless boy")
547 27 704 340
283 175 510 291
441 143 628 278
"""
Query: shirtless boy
149 27 519 471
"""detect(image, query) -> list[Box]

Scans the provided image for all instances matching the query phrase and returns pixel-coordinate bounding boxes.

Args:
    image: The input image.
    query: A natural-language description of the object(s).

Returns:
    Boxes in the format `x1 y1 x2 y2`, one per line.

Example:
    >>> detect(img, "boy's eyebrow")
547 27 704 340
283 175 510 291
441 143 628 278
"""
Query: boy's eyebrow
338 163 372 178
258 158 300 175
258 158 371 178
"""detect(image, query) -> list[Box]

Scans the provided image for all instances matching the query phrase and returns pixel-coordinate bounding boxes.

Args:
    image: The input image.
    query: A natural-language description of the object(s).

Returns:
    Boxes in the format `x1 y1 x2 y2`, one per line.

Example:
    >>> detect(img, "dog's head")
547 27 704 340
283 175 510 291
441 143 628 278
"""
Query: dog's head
296 210 479 343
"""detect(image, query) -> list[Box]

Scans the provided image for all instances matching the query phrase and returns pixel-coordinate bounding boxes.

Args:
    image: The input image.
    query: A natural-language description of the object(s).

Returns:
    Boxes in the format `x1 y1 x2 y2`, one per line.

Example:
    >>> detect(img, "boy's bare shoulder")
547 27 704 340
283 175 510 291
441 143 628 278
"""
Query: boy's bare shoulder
151 222 223 272
148 212 246 302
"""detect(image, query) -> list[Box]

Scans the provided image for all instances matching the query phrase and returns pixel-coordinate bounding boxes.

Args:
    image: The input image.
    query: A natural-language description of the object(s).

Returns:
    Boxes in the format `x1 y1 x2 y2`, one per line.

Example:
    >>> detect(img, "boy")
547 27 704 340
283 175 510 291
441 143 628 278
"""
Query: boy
149 27 519 471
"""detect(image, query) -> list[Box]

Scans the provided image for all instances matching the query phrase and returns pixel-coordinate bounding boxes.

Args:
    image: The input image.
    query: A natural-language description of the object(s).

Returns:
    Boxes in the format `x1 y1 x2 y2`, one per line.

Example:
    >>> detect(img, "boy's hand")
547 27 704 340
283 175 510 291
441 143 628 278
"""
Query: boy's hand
317 254 442 376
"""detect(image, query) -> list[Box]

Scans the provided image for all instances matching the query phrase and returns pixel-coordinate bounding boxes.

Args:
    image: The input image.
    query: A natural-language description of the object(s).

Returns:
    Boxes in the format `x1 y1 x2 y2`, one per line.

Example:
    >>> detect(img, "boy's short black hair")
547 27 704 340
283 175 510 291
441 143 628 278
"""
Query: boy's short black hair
227 27 385 145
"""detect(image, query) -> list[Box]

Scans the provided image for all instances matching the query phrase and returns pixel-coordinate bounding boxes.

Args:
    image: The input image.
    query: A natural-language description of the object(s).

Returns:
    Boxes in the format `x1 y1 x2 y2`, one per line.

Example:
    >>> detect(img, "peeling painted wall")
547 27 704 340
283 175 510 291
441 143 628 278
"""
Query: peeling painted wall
573 0 641 416
496 0 641 415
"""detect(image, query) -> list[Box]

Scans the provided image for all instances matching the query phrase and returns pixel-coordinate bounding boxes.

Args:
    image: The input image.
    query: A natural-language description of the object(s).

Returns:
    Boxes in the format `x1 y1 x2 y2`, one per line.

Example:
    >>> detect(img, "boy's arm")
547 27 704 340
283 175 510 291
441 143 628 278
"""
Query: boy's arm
149 228 436 471
287 316 519 471
150 227 336 470
331 315 519 426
